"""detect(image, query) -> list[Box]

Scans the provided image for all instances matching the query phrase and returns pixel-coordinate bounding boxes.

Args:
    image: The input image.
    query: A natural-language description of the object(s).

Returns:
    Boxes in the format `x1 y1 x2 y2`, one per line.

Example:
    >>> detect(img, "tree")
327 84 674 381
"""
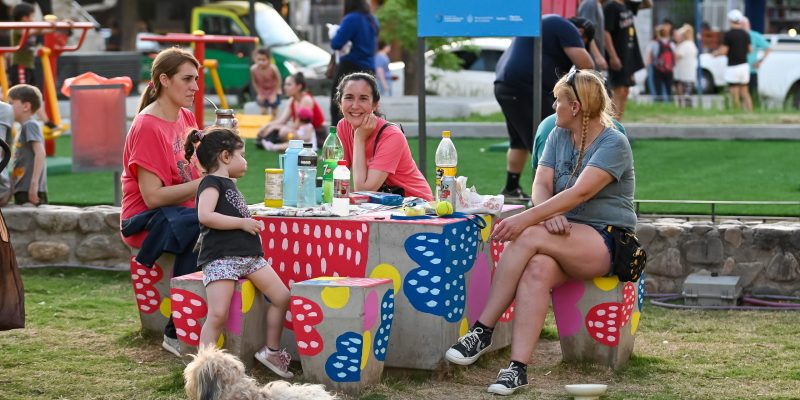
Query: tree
375 0 475 95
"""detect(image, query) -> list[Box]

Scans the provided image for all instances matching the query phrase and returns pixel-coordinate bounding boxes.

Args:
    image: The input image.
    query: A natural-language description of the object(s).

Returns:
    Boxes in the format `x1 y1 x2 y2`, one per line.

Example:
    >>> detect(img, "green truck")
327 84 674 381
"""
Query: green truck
174 1 330 96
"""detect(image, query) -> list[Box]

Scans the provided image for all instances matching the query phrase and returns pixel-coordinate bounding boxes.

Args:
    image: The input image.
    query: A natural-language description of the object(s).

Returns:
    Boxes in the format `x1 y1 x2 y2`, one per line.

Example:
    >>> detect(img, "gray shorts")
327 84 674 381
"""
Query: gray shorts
202 256 267 286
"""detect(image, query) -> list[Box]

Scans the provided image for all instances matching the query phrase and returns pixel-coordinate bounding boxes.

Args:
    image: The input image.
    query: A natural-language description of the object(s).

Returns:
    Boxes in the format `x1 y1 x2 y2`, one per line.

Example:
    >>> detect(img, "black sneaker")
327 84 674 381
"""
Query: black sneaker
444 326 492 365
500 187 531 204
487 362 529 396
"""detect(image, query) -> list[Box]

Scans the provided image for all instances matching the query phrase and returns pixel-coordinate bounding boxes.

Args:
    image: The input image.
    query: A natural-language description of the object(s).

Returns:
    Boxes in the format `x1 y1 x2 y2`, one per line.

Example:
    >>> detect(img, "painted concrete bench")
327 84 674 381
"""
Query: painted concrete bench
290 277 394 395
170 271 269 368
551 275 646 369
129 251 175 334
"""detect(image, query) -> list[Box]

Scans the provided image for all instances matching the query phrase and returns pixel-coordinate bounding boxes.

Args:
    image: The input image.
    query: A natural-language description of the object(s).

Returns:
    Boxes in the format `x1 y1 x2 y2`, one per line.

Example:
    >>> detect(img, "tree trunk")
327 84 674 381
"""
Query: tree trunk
403 47 417 95
119 0 139 51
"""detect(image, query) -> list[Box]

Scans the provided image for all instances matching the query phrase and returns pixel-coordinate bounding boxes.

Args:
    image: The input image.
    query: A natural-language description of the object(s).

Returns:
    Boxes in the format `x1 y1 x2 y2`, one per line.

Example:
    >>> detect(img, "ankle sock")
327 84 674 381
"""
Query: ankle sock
505 172 521 192
474 320 494 339
510 360 527 372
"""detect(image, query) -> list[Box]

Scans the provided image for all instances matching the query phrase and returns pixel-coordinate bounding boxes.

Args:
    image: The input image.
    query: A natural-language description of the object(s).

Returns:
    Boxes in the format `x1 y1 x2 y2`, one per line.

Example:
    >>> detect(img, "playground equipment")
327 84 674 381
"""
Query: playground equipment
0 19 94 156
140 31 258 128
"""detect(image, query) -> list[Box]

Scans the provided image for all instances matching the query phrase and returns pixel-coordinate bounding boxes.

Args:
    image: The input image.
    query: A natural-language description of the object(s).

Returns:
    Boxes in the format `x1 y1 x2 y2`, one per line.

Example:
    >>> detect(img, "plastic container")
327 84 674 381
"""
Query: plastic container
434 130 457 202
332 160 350 216
280 139 304 207
297 143 317 208
264 168 283 208
319 126 344 204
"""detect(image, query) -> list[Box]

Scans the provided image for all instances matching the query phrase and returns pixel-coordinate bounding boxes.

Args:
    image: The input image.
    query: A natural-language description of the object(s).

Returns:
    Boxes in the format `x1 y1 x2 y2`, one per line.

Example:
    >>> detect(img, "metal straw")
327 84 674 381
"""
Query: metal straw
204 96 219 111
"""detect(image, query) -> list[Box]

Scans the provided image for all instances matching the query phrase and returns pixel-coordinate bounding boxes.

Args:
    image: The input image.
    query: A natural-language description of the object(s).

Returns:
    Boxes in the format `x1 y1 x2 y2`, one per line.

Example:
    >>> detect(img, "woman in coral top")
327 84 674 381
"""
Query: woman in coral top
335 72 432 201
119 47 202 358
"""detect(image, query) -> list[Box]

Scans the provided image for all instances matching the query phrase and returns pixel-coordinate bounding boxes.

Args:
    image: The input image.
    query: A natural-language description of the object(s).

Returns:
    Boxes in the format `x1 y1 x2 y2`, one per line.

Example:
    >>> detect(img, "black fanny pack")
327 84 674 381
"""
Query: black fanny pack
607 226 647 282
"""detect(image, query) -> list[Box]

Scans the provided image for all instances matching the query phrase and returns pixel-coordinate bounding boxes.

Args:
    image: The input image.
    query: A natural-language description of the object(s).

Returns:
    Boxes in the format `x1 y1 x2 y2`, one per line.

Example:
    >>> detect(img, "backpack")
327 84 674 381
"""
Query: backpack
654 41 674 74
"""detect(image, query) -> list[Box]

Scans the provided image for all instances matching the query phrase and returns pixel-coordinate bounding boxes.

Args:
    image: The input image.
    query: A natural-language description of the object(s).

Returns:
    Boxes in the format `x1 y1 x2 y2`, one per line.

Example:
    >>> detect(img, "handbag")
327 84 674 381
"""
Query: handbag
325 53 337 80
373 122 405 196
608 226 647 282
0 138 25 331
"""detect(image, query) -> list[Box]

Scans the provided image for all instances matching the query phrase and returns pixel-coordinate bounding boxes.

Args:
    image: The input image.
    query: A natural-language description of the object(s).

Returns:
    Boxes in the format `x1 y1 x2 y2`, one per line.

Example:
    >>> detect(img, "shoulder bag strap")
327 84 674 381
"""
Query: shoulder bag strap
372 122 396 156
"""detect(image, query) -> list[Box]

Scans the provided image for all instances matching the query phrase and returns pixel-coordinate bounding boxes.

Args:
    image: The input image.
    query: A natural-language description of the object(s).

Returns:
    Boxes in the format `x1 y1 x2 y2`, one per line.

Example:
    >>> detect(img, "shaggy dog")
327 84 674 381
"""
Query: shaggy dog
184 345 337 400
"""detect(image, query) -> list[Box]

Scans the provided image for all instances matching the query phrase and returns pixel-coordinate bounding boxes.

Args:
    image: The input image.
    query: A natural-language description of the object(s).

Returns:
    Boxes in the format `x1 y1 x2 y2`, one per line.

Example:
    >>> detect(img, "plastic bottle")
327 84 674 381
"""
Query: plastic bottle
332 160 351 217
434 130 458 202
319 126 344 204
281 139 304 207
297 143 318 208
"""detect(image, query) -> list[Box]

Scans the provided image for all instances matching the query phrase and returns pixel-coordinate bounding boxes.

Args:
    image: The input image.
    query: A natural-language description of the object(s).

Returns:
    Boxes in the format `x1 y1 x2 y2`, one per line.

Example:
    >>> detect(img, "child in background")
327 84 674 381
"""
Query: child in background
9 84 46 205
375 40 393 97
0 101 13 207
262 107 317 152
250 48 282 117
183 127 293 379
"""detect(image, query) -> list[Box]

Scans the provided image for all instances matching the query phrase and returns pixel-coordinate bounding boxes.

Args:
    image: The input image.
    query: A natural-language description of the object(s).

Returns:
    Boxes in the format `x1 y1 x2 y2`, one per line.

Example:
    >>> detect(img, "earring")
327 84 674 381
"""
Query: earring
572 112 576 117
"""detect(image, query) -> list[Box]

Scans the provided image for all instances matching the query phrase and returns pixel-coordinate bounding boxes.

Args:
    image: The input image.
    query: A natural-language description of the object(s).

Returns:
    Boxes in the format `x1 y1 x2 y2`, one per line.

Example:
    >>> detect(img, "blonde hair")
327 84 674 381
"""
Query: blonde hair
137 47 200 113
676 24 694 42
553 69 614 181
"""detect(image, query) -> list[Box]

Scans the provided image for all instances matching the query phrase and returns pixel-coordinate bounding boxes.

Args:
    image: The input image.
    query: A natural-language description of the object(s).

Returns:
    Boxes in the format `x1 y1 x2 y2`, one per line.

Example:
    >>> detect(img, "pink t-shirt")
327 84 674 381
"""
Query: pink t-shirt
337 117 433 201
120 108 199 248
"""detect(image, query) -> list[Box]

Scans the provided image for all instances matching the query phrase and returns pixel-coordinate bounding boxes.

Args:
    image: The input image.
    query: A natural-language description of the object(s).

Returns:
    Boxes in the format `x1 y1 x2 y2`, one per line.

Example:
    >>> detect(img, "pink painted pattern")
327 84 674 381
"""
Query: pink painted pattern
225 291 243 335
467 253 491 324
363 289 379 331
551 280 585 337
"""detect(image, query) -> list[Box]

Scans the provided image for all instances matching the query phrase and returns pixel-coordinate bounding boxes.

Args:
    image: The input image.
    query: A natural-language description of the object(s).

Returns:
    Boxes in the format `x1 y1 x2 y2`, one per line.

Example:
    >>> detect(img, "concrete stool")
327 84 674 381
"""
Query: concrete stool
129 251 175 333
290 277 394 395
171 271 269 368
551 275 646 369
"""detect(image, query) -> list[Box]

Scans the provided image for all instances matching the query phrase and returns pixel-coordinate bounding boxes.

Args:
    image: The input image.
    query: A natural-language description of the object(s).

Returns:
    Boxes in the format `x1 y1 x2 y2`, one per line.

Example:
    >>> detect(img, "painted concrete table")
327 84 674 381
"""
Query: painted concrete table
256 205 523 370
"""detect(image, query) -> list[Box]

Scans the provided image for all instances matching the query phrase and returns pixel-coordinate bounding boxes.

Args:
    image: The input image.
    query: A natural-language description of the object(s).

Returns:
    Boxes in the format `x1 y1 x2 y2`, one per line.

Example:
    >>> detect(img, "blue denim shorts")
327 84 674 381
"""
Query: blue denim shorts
595 225 616 275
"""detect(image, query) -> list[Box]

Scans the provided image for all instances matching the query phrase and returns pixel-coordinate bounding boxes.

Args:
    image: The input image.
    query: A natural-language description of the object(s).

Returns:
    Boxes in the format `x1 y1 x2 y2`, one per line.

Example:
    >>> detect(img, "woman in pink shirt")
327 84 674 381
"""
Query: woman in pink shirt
335 72 432 201
120 48 202 357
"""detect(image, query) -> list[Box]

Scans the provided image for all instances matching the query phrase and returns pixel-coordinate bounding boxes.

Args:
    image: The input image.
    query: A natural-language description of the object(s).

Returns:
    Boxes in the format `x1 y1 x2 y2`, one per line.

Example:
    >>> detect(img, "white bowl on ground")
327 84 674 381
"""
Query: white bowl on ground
564 384 608 400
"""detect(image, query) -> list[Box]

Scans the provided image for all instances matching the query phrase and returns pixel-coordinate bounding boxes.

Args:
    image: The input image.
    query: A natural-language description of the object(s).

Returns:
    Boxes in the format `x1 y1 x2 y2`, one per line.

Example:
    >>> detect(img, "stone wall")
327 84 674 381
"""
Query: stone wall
4 206 799 295
3 205 129 270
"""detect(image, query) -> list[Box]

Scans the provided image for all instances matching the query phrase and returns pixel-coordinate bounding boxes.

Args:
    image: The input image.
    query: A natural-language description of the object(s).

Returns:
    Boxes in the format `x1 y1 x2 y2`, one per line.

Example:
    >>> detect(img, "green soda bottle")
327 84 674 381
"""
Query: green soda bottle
320 126 344 204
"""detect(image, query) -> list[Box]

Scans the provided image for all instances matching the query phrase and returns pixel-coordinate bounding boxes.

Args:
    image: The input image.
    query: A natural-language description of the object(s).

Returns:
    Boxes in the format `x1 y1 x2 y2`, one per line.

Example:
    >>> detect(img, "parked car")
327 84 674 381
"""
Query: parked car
758 34 800 108
425 38 510 97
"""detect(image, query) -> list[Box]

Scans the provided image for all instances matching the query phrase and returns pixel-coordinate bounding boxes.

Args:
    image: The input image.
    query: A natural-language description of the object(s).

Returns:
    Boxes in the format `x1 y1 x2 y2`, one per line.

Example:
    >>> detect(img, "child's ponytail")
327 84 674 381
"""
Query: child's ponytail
184 129 203 163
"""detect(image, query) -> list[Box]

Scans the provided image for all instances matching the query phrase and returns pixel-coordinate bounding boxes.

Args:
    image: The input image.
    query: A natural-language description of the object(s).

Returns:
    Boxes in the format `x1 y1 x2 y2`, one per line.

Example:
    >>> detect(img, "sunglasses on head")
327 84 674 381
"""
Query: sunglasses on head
566 68 582 105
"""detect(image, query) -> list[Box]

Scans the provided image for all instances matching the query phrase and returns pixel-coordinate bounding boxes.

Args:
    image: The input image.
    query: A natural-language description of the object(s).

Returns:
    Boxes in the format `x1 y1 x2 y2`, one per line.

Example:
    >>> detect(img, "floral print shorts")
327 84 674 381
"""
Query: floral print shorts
202 256 267 286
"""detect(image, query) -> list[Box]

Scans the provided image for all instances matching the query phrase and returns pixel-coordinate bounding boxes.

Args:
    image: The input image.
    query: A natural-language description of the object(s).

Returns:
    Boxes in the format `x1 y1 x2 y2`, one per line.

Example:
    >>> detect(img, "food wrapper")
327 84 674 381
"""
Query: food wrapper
454 176 504 215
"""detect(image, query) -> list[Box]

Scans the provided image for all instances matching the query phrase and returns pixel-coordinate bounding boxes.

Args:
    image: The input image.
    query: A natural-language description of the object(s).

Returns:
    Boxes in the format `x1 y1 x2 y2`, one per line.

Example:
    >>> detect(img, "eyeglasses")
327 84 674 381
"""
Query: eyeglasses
566 68 582 105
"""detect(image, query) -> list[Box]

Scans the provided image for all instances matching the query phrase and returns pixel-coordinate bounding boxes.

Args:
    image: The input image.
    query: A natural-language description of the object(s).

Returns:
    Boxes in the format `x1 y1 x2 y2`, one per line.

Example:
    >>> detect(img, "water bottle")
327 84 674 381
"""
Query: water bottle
297 143 318 208
435 130 458 202
332 160 351 217
281 139 304 207
319 126 344 204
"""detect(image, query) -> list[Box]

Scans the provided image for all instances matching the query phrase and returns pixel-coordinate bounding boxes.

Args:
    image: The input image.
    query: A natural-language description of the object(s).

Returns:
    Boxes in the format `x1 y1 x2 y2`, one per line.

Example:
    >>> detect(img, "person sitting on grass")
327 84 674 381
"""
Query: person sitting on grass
9 84 47 206
183 127 293 379
260 107 317 152
444 69 637 396
255 72 326 150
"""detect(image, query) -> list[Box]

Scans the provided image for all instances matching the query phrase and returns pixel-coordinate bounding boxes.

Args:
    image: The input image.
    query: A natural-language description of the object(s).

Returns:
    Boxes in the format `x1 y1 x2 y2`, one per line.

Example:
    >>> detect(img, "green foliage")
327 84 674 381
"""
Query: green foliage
374 0 472 71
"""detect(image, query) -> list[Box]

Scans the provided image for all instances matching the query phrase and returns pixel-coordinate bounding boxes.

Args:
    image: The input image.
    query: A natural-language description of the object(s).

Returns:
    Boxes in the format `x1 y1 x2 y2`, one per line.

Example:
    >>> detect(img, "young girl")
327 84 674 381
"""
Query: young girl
183 127 292 379
262 107 317 152
250 47 282 117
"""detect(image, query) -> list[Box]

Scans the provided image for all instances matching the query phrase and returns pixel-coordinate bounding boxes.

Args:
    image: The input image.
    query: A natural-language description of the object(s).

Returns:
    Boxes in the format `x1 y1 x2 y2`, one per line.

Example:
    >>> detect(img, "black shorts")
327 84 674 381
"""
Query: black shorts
495 82 543 152
608 69 635 88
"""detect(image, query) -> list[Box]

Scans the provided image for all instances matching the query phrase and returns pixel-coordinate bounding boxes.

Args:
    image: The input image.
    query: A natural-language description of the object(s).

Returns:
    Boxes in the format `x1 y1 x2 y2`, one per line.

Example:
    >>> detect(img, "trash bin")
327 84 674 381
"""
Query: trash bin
61 72 132 205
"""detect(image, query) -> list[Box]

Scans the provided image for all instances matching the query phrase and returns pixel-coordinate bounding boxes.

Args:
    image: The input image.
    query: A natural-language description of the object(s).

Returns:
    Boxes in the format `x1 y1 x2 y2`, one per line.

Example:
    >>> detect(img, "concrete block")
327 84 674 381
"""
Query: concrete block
170 271 269 369
290 277 393 395
129 252 175 334
551 275 645 369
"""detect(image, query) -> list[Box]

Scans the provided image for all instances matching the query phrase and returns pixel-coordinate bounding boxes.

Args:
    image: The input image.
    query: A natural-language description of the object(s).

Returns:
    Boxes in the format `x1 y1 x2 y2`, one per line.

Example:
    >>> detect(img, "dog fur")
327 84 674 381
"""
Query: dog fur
184 345 337 400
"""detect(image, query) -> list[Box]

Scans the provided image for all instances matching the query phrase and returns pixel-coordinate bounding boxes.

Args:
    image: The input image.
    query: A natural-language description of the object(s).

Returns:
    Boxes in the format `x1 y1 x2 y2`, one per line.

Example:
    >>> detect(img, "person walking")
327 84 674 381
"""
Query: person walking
713 9 752 112
604 0 645 120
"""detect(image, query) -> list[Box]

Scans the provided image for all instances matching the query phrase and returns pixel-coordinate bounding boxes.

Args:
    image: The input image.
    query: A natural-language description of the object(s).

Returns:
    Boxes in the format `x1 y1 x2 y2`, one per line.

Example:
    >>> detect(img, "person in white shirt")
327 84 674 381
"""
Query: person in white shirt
673 24 698 107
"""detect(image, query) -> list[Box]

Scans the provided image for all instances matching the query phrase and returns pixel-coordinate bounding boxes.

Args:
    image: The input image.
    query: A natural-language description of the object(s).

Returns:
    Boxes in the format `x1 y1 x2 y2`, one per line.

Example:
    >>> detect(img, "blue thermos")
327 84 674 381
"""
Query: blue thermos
280 140 304 207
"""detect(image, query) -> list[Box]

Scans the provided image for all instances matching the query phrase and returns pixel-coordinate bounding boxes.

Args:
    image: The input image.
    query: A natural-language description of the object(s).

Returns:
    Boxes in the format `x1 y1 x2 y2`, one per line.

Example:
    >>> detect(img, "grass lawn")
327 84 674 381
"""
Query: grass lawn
48 136 800 216
1 267 799 399
434 101 800 125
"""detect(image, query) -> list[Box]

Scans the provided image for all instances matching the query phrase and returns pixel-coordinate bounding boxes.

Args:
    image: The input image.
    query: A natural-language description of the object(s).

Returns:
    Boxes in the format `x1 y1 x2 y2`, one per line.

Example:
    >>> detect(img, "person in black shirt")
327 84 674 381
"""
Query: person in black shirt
604 0 645 120
713 9 752 111
183 127 294 379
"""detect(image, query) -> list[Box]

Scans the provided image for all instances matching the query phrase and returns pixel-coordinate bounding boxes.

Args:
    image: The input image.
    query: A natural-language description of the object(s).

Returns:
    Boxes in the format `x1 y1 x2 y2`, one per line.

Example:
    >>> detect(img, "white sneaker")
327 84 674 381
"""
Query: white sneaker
255 347 294 379
161 335 181 358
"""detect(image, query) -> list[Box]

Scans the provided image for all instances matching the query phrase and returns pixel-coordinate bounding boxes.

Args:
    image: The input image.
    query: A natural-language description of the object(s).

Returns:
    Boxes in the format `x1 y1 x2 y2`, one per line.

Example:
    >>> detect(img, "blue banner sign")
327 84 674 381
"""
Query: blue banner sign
418 0 540 37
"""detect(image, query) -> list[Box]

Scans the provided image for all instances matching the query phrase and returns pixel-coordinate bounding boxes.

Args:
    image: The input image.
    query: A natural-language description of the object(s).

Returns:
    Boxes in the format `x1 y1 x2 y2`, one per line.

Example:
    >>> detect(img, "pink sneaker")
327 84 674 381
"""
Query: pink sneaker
255 347 293 379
